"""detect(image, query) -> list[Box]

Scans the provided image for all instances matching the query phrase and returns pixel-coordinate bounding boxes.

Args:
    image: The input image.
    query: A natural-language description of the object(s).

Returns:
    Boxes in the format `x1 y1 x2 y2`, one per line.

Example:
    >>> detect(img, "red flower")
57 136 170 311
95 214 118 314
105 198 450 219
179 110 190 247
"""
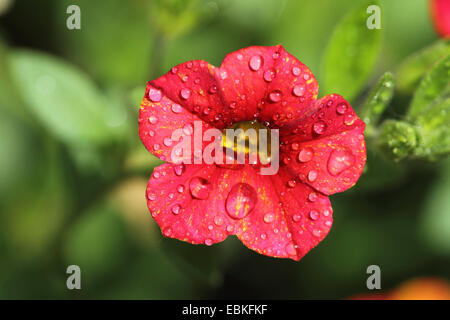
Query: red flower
430 0 450 38
139 45 366 261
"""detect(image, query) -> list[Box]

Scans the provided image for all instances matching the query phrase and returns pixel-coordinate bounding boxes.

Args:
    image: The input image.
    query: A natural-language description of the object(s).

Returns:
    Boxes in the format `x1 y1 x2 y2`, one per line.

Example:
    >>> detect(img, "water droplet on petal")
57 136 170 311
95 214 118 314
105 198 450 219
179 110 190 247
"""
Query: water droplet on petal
172 204 181 215
313 121 327 135
286 243 297 256
292 85 305 97
292 66 301 76
171 104 183 114
344 113 356 125
268 90 282 103
287 180 296 188
148 88 162 102
308 192 317 202
309 210 319 220
163 227 172 237
205 239 213 246
298 148 313 162
336 102 348 115
163 137 173 147
260 233 267 240
177 185 185 193
148 193 156 201
183 123 194 136
292 214 302 222
226 225 234 233
249 55 263 71
214 216 224 226
189 177 211 200
226 183 257 219
173 164 185 176
327 149 355 176
180 88 191 100
312 229 322 237
307 170 318 182
263 69 275 82
263 212 275 223
148 116 158 124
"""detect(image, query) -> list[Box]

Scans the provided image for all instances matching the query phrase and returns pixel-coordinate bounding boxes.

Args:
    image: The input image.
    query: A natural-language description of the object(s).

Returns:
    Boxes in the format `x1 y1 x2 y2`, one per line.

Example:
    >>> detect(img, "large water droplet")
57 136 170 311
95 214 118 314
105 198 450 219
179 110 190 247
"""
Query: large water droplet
148 116 158 124
225 183 257 219
249 55 263 71
327 149 355 176
189 177 211 200
309 210 319 220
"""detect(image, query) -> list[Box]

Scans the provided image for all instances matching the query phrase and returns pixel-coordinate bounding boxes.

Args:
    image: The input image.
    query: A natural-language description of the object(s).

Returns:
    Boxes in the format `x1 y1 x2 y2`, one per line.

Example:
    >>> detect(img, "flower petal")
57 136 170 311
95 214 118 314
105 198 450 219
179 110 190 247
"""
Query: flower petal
280 94 366 195
150 60 236 128
147 163 332 260
139 83 217 163
216 45 319 127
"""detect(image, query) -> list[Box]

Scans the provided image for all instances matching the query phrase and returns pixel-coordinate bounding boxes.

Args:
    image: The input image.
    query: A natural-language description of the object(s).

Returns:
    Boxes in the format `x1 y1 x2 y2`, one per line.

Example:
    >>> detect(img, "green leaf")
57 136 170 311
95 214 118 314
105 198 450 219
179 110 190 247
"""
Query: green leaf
321 0 382 101
397 40 450 93
408 54 450 119
360 72 394 136
9 50 118 147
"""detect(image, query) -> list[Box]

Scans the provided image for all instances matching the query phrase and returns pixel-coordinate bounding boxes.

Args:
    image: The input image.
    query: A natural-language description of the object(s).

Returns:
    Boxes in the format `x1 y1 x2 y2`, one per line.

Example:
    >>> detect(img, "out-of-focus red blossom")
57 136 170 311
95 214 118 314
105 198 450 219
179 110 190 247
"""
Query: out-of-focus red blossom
350 277 450 300
138 45 366 261
430 0 450 38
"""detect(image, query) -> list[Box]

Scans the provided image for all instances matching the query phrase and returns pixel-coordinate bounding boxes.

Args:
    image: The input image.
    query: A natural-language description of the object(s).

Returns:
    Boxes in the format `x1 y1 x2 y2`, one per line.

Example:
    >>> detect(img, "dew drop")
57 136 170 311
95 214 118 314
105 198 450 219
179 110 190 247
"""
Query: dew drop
268 90 282 103
249 55 263 71
292 66 301 76
336 102 348 115
173 164 185 176
327 149 355 176
292 214 302 222
313 121 327 135
180 88 191 100
163 137 173 147
148 116 158 124
214 216 224 226
298 148 313 162
309 210 319 221
148 88 162 102
189 177 211 200
205 239 213 246
312 229 322 237
263 212 275 223
287 180 296 188
263 69 275 82
177 184 185 193
225 183 257 219
226 225 234 233
307 170 318 182
292 85 305 97
171 103 183 114
308 192 317 202
148 193 156 201
172 204 181 215
286 243 297 256
344 113 356 125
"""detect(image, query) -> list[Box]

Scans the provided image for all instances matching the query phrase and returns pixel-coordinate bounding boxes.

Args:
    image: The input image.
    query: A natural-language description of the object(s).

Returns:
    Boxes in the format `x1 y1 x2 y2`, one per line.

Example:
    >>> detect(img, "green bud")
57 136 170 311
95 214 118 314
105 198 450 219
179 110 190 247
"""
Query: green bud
377 120 419 162
360 72 394 137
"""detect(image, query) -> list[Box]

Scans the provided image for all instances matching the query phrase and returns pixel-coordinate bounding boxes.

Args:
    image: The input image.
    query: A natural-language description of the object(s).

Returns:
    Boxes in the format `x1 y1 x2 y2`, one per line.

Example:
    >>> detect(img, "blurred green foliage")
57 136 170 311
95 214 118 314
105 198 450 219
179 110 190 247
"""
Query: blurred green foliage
0 0 448 299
